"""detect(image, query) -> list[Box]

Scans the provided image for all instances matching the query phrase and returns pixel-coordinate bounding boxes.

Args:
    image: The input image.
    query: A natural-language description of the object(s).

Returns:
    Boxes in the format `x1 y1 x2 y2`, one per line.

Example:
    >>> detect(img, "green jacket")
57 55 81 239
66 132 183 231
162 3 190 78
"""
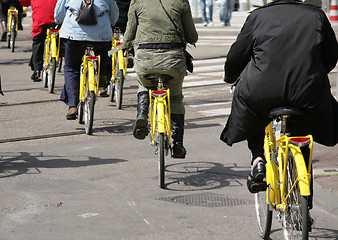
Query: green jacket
122 0 198 49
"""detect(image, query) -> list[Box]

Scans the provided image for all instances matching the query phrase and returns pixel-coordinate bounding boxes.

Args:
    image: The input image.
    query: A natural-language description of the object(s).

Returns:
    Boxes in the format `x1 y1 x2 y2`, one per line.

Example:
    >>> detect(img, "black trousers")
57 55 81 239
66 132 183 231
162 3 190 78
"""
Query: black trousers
29 25 52 71
248 131 314 209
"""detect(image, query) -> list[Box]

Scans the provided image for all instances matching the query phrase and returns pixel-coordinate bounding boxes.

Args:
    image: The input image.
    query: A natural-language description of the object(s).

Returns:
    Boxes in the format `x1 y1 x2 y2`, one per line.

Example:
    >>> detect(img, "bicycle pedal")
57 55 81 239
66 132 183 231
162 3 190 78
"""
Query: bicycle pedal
247 179 267 194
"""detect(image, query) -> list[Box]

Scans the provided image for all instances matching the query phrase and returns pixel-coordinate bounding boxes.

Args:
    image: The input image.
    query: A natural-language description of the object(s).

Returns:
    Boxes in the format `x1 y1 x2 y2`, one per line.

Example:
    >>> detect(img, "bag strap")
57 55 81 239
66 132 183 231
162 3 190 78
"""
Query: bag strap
158 0 185 50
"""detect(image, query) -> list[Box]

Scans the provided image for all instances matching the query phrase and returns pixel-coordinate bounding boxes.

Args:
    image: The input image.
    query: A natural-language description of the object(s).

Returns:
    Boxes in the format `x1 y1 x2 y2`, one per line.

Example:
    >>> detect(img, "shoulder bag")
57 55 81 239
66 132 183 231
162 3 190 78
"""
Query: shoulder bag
158 0 194 73
76 0 97 25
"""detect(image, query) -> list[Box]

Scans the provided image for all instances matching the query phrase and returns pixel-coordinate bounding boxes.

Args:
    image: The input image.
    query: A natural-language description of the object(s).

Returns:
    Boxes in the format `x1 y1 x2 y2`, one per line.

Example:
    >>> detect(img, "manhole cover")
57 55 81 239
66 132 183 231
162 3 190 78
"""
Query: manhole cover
158 192 253 207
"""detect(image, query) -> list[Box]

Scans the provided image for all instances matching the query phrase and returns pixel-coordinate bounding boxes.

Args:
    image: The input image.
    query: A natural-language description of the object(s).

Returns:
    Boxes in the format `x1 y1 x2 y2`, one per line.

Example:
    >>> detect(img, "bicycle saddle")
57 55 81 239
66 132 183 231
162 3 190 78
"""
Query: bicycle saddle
144 74 173 82
269 107 306 119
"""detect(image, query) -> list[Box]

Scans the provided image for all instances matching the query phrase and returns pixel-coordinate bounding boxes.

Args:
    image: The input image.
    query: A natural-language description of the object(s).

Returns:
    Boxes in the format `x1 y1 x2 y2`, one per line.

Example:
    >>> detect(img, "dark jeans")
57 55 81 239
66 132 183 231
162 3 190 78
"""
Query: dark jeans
60 39 110 107
248 131 314 209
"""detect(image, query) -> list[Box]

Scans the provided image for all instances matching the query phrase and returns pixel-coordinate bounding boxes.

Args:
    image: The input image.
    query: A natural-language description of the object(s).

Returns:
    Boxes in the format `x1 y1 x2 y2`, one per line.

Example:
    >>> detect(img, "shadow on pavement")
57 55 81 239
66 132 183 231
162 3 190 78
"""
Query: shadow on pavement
0 151 126 178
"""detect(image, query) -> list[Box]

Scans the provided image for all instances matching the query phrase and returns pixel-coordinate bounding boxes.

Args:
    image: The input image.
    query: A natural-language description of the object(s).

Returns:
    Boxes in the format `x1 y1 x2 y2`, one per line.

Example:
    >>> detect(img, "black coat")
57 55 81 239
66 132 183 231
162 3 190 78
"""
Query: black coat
220 0 338 147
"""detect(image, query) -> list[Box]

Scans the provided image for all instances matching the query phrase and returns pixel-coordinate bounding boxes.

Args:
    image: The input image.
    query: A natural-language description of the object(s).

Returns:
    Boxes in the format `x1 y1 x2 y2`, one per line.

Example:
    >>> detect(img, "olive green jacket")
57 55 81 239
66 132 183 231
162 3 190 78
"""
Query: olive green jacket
122 0 198 49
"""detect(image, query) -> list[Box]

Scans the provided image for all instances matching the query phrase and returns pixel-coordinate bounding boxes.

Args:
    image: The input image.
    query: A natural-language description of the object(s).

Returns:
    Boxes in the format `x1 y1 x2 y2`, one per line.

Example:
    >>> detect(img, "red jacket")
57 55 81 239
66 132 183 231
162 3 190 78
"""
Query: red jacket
19 0 57 37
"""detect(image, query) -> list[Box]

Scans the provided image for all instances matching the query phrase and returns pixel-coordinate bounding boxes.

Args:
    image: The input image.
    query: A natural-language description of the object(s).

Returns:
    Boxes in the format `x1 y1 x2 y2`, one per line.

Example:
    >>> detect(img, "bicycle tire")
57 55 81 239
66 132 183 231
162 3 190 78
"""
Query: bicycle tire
42 69 48 88
109 80 115 102
48 57 57 93
78 102 84 124
158 132 165 189
10 18 16 52
58 57 63 72
255 192 273 239
282 151 309 240
115 69 124 109
84 90 95 135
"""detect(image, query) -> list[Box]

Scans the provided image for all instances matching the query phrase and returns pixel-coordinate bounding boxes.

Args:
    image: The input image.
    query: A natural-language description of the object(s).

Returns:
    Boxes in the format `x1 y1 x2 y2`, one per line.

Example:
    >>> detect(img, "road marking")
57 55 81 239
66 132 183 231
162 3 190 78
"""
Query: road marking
187 101 231 108
183 79 223 87
199 107 231 117
79 213 99 218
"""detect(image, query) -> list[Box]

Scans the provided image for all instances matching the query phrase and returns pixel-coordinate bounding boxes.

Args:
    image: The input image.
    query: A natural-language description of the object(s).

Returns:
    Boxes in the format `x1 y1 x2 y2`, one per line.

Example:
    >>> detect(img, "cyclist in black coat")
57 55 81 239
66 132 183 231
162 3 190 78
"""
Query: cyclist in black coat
220 0 338 197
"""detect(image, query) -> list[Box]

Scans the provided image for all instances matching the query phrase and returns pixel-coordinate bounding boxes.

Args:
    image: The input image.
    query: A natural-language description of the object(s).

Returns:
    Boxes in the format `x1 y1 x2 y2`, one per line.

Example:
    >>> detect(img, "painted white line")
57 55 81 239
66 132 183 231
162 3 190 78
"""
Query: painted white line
199 108 231 117
183 79 223 87
188 102 231 108
79 213 99 218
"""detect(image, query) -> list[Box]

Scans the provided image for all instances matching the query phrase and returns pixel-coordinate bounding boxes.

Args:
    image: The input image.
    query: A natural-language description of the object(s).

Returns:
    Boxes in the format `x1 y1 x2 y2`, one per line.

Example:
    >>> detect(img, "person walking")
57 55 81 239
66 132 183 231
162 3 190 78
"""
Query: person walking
54 0 119 119
219 0 234 26
200 0 213 26
122 0 198 158
19 0 58 81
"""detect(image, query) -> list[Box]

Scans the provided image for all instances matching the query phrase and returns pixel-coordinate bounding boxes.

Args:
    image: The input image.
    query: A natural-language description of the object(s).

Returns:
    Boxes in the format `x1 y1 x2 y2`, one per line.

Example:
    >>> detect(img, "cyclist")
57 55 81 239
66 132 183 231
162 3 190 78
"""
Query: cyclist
100 0 132 97
220 0 338 214
54 0 119 119
122 0 198 158
0 0 24 41
19 0 58 82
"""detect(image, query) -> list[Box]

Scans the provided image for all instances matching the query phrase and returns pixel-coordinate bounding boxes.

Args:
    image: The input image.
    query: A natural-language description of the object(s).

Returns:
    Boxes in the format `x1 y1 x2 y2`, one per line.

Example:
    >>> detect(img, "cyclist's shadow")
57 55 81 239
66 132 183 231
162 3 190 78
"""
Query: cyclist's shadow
164 161 249 191
0 152 126 178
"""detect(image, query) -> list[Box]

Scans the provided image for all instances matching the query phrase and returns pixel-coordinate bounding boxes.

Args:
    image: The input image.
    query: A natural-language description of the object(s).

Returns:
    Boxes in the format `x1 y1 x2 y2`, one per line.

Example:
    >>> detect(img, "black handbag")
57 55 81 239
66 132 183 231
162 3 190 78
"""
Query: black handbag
158 0 194 73
76 0 97 25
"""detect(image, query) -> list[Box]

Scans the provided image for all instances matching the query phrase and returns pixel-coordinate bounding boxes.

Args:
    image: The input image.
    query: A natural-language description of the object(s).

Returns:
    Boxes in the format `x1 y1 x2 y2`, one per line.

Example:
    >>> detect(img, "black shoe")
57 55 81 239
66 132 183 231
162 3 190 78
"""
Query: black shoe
247 160 267 193
31 71 42 82
133 118 148 139
172 142 186 158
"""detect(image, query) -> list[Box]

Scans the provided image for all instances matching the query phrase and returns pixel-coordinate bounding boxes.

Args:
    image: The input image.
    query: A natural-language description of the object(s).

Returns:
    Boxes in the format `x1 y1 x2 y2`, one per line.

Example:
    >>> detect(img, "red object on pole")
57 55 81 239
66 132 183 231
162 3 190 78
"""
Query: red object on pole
330 0 338 22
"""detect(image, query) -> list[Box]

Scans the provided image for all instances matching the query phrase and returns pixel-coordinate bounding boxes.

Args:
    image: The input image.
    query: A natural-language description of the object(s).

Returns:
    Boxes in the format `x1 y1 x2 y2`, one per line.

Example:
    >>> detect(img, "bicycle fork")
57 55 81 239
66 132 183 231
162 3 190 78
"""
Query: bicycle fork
79 56 100 101
149 89 171 146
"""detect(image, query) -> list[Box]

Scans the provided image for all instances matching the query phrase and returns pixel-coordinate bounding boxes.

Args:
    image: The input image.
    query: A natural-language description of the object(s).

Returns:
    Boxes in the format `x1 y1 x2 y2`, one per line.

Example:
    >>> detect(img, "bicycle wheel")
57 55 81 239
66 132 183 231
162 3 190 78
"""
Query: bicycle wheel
115 69 124 109
58 57 63 72
48 57 57 93
282 151 309 240
10 18 16 52
42 68 48 88
109 79 115 102
84 90 95 135
158 132 165 189
78 102 84 124
255 192 273 239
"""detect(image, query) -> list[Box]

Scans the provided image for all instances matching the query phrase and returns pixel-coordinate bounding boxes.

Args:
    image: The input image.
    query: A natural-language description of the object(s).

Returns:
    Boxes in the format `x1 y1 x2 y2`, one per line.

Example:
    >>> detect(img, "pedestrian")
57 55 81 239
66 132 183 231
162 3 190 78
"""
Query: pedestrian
123 0 198 158
200 0 213 26
19 0 57 82
220 0 338 223
219 0 234 26
54 0 119 119
0 0 24 41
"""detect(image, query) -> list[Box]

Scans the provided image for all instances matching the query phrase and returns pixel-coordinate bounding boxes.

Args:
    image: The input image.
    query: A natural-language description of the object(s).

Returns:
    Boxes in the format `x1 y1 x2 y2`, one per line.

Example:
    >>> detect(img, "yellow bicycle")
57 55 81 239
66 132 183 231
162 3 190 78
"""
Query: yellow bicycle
7 5 18 52
78 47 100 135
42 28 61 93
145 73 172 189
108 29 128 109
254 107 313 240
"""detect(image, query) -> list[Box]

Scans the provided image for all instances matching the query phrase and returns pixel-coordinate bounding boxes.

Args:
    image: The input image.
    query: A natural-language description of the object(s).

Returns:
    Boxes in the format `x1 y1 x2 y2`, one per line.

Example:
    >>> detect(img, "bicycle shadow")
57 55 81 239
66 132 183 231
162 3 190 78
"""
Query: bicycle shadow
0 152 126 178
163 161 249 191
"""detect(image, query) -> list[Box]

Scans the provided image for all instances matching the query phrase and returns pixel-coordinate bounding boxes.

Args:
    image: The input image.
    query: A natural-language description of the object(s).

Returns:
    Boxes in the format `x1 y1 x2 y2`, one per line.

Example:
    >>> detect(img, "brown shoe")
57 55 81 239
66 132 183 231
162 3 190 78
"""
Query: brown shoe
66 107 78 120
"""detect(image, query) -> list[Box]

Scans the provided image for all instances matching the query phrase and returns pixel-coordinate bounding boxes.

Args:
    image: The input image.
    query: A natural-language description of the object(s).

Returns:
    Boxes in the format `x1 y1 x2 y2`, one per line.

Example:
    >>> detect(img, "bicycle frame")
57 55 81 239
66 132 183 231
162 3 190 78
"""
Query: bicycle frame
79 53 100 101
265 121 313 212
111 30 128 78
44 29 61 67
149 85 171 146
7 7 18 33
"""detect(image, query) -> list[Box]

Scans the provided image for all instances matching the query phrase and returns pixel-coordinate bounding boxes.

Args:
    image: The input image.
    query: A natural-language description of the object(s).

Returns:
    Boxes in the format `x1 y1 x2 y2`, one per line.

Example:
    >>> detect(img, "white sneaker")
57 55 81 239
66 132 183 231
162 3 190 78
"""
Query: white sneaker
207 21 214 26
203 22 208 26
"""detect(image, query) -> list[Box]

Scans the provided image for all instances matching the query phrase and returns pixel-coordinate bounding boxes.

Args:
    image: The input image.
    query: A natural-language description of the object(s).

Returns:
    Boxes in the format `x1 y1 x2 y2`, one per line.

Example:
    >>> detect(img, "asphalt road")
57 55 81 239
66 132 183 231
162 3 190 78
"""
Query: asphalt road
0 11 337 240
